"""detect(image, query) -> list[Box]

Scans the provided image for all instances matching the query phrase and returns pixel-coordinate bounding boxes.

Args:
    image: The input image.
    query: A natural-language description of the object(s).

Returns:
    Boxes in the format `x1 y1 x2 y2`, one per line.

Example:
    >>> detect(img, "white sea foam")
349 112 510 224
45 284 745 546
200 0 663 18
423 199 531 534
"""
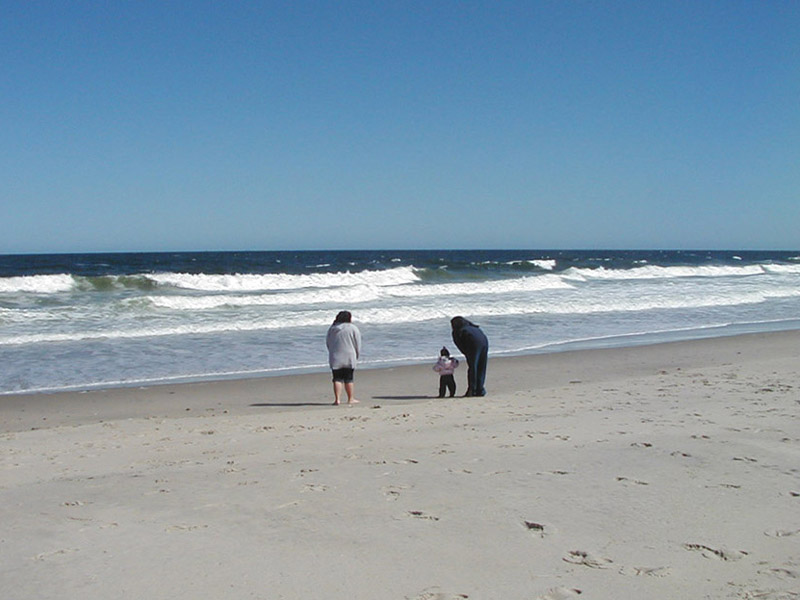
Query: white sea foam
0 310 337 345
4 273 795 347
145 285 383 310
532 259 556 270
564 264 766 281
385 274 571 298
141 275 571 311
0 274 76 294
762 287 800 299
763 263 800 274
503 259 556 270
538 290 773 315
0 307 65 324
148 266 420 291
320 287 781 325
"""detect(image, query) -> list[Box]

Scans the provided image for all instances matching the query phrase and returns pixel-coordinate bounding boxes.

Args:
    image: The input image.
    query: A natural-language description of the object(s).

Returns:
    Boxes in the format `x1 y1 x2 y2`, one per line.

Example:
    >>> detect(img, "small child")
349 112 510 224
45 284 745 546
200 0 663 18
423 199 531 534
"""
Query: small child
433 346 459 398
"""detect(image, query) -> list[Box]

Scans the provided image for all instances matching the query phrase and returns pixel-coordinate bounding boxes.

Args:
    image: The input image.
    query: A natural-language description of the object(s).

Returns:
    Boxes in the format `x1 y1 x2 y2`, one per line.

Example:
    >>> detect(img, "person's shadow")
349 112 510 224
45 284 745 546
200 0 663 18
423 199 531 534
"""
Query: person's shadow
249 402 331 407
371 395 435 400
249 395 435 408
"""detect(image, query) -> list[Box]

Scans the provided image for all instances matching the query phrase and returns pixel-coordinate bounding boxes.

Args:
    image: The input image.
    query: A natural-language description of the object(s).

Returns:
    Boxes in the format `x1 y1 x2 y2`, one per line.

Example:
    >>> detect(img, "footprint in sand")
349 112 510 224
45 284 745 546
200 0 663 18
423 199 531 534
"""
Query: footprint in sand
683 543 748 561
382 484 408 500
302 483 329 492
616 476 649 485
759 567 800 580
738 589 799 600
563 550 613 569
293 468 319 479
671 451 692 458
765 529 800 538
534 587 582 599
523 521 548 537
33 548 80 561
619 566 671 577
407 510 439 521
166 524 208 532
407 587 468 599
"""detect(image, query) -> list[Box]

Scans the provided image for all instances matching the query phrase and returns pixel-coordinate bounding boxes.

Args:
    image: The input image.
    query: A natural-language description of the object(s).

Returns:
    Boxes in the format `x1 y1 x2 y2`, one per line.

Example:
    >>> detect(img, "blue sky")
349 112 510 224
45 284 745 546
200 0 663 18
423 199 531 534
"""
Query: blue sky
2 1 798 253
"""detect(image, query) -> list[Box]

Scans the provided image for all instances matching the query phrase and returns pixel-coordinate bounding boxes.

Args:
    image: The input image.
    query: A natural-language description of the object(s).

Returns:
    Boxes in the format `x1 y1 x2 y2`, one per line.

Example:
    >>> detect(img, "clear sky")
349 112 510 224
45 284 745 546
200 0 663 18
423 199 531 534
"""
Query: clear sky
2 1 798 254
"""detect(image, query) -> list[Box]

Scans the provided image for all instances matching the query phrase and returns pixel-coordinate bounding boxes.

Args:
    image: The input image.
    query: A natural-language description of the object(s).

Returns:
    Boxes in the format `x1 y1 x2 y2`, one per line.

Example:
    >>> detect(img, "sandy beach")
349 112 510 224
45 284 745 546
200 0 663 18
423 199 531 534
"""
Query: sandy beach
2 331 799 599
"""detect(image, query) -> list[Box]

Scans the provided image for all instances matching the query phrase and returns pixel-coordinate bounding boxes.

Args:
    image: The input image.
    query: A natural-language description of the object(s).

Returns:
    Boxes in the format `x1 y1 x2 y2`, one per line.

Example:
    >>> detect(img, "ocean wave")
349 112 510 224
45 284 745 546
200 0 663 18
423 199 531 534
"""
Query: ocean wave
563 264 768 281
0 273 160 294
472 259 557 271
144 285 384 310
541 290 776 315
504 259 556 270
147 266 420 291
0 285 792 347
0 274 76 294
137 274 572 311
532 259 556 270
322 289 779 324
763 263 800 274
0 266 422 295
385 274 571 298
5 262 796 297
0 306 67 324
0 312 335 345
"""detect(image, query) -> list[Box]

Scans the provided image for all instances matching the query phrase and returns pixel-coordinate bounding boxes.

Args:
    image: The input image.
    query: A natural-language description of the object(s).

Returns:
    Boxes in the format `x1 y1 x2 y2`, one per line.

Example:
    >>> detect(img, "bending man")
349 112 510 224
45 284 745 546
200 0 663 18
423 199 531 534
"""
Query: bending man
450 316 488 397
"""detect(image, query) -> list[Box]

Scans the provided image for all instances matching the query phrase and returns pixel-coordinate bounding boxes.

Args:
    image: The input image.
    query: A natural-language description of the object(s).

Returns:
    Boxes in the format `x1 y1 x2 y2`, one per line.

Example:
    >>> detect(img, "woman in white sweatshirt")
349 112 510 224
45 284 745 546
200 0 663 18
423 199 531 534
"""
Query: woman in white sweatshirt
326 311 362 405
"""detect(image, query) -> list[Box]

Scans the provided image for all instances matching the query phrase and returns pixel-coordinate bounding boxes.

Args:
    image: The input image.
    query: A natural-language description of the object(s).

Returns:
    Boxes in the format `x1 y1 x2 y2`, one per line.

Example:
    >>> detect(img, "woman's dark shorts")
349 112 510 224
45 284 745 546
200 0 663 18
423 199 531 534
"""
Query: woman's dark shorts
331 368 355 383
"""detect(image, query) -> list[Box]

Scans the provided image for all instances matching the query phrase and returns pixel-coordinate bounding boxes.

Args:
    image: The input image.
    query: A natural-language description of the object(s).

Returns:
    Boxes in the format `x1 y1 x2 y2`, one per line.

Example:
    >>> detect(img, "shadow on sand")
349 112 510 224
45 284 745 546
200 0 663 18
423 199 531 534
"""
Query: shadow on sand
370 395 434 401
249 402 332 408
249 395 437 407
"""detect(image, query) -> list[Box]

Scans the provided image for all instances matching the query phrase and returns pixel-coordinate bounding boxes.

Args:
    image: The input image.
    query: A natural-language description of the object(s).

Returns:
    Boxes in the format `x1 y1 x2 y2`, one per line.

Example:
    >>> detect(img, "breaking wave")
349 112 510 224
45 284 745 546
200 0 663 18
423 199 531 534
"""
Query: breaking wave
563 263 779 281
0 274 75 294
0 266 422 295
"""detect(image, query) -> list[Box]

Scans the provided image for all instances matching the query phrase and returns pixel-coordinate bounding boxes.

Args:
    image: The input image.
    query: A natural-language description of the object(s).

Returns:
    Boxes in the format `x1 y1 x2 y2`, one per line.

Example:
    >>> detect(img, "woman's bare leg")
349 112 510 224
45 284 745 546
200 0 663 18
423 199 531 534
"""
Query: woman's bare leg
332 381 343 405
345 382 358 404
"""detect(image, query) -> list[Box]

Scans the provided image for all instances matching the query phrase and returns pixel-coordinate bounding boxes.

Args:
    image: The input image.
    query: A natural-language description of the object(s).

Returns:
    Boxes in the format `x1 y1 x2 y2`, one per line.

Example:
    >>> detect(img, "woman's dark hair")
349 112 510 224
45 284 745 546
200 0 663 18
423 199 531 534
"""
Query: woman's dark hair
451 316 478 330
440 346 450 357
333 310 352 324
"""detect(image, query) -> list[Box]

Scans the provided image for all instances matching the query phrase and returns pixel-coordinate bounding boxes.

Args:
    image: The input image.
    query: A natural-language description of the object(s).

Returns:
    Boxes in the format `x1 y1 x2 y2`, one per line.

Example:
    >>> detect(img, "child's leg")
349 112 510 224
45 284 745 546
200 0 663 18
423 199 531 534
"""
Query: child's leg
438 376 447 398
446 374 456 397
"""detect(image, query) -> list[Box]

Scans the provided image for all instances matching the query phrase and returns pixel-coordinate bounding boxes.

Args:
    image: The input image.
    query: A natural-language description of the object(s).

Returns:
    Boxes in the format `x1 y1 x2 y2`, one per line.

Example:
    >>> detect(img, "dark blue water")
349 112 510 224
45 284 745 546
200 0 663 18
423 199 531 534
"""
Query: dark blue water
2 249 798 278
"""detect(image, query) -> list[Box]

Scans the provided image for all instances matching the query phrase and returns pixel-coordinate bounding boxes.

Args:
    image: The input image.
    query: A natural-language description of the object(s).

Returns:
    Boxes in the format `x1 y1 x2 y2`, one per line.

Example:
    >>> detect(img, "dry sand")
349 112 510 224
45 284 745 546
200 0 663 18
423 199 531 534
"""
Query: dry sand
1 331 799 599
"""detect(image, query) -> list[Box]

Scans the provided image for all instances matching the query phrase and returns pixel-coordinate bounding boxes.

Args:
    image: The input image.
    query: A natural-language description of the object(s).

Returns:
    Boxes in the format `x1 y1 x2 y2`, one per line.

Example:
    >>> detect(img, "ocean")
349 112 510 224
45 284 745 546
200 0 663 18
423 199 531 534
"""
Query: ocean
1 249 799 395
